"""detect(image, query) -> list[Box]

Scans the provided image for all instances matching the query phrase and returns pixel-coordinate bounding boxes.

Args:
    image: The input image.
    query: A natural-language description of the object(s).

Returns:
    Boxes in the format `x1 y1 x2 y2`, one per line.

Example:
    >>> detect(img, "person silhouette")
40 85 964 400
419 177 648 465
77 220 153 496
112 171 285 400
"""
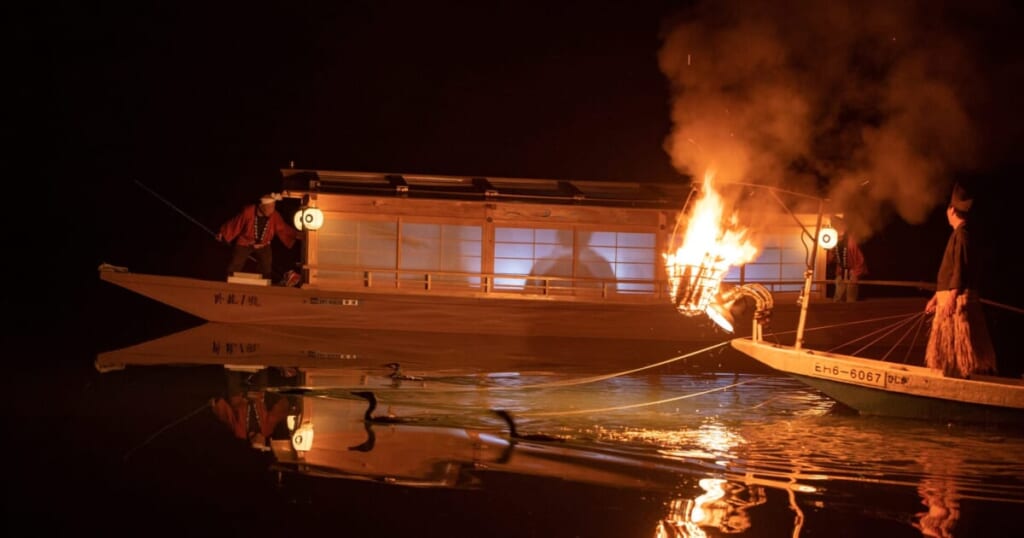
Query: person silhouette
924 185 996 378
527 229 615 295
828 215 867 302
210 368 296 450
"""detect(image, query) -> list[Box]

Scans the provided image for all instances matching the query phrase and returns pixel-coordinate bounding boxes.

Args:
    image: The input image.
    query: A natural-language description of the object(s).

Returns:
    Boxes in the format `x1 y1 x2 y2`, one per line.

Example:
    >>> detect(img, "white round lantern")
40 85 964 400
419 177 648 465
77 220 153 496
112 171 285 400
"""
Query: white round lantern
292 424 314 452
817 226 838 250
293 206 324 231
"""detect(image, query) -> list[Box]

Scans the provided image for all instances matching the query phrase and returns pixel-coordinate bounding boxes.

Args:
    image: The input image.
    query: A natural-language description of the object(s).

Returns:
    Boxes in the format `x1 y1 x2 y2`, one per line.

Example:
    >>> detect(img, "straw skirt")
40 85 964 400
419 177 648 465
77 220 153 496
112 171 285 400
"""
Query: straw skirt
925 290 997 378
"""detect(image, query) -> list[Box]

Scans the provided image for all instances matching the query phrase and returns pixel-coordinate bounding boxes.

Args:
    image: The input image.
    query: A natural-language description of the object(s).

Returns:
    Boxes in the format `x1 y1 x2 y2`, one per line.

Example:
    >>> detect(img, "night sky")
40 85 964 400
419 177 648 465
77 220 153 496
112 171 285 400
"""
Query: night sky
26 1 1024 329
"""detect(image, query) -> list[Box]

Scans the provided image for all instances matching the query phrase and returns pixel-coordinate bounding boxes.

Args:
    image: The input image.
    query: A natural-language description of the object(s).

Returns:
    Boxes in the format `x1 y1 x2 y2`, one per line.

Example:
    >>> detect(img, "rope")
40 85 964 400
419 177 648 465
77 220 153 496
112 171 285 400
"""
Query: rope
879 312 928 363
278 341 749 427
848 313 921 356
487 341 731 391
794 311 924 336
290 341 732 396
825 311 921 355
901 313 930 364
520 377 757 417
802 310 933 365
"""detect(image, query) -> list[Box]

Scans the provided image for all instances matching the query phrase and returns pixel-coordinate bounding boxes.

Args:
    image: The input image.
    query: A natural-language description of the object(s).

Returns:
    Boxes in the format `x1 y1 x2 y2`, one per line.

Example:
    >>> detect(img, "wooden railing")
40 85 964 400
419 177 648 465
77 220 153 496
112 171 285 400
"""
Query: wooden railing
305 263 669 303
298 263 918 304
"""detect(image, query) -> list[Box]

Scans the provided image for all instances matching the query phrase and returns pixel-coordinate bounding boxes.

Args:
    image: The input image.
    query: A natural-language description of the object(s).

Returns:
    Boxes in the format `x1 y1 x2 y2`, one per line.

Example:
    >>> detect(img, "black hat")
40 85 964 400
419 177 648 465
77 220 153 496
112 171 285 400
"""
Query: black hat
950 183 973 213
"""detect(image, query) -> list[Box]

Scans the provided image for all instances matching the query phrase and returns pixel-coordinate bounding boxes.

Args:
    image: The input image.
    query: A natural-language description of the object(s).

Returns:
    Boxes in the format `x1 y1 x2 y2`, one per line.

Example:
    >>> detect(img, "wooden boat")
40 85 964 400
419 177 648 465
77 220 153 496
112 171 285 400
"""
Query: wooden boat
98 263 724 340
100 168 920 343
724 239 1024 426
730 337 1024 423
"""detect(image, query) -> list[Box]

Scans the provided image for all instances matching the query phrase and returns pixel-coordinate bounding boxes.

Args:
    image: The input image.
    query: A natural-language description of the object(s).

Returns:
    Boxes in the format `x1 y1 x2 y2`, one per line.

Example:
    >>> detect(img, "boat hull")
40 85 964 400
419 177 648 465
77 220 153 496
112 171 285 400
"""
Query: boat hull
99 269 705 340
99 267 928 346
731 337 1024 424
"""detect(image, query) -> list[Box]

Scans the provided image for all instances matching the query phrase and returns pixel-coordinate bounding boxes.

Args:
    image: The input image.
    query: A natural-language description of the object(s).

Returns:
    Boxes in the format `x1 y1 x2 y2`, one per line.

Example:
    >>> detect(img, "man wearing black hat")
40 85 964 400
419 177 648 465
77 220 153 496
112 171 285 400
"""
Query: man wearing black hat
924 184 996 378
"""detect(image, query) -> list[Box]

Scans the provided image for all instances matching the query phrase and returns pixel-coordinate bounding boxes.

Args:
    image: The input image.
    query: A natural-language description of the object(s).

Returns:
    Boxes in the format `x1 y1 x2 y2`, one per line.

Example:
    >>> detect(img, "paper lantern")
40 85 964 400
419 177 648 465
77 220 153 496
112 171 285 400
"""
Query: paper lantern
817 226 838 250
292 424 314 452
293 206 324 231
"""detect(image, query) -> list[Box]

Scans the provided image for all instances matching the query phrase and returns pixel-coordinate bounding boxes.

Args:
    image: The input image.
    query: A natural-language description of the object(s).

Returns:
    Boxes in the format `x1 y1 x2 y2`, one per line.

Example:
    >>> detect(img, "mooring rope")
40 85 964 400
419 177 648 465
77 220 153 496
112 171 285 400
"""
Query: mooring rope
276 341 757 422
283 340 733 396
483 340 732 391
519 377 757 417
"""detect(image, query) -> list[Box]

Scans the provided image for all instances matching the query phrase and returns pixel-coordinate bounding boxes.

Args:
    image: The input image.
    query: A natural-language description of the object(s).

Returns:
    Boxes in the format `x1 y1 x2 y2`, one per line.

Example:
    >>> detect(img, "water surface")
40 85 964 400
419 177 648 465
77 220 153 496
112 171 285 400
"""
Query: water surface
25 320 1022 538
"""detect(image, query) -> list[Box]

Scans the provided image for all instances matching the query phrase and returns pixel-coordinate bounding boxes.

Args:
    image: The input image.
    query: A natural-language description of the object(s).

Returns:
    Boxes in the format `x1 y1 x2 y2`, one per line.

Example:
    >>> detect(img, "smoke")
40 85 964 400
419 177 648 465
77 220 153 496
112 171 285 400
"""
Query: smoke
657 0 1016 239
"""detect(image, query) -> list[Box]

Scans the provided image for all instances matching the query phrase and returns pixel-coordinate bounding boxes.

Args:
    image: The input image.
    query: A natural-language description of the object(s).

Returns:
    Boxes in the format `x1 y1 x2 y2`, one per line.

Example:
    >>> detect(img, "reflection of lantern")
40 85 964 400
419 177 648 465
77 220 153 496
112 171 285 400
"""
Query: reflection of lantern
293 206 324 231
292 423 314 452
817 226 838 250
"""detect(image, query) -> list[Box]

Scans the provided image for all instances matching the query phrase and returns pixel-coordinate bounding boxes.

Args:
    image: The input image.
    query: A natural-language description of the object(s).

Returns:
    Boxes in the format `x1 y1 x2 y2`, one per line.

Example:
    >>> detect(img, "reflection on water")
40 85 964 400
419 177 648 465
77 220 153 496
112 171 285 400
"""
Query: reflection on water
916 452 959 538
76 325 1024 538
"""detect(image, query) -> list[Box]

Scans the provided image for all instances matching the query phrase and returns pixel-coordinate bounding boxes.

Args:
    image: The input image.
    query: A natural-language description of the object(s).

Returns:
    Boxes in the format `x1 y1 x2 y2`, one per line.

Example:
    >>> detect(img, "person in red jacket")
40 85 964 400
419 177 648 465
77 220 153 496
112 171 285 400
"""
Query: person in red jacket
216 193 299 280
829 215 867 302
211 368 297 450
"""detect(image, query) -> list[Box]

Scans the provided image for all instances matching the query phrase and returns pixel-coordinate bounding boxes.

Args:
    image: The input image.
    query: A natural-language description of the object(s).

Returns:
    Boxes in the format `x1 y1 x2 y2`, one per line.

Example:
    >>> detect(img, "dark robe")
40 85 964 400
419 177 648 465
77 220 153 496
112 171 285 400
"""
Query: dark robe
925 223 996 377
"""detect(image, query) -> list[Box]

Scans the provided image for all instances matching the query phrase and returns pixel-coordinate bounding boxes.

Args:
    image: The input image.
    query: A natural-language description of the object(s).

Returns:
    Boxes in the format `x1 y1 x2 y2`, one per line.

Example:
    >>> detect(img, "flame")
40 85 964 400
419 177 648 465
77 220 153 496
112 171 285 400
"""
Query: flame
666 171 758 317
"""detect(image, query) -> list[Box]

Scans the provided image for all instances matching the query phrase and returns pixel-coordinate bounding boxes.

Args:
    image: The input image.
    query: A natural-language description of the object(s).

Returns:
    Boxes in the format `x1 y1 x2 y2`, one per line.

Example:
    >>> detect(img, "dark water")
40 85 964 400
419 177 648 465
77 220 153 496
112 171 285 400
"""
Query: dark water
22 288 1024 537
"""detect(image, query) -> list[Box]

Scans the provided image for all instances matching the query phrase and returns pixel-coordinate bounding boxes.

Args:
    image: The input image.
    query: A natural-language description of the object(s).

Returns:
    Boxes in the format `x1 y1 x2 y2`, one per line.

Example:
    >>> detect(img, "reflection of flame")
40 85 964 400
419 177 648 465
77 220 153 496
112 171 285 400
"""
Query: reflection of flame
657 478 766 537
691 478 727 524
666 171 758 317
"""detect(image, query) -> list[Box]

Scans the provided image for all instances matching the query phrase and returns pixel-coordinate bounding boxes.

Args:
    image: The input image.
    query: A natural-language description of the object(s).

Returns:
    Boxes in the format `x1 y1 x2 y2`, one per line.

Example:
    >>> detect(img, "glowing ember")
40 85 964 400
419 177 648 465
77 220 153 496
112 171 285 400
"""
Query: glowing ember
666 171 758 317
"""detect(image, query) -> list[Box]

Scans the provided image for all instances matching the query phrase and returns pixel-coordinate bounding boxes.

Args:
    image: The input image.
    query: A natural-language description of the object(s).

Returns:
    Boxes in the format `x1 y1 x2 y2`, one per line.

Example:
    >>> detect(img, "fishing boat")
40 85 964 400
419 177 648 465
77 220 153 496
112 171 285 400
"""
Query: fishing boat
729 336 1024 423
685 189 1024 425
100 168 856 342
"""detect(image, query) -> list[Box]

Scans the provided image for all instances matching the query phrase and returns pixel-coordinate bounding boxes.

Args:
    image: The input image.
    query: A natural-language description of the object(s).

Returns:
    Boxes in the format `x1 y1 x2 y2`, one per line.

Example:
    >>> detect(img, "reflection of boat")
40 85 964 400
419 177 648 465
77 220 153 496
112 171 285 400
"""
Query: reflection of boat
271 391 768 502
268 388 842 536
272 393 700 491
275 395 512 488
94 321 712 376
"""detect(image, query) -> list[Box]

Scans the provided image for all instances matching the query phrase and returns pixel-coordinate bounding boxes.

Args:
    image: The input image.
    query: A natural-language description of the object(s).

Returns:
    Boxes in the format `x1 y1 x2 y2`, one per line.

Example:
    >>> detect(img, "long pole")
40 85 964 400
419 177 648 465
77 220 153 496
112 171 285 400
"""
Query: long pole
134 179 220 240
134 179 259 265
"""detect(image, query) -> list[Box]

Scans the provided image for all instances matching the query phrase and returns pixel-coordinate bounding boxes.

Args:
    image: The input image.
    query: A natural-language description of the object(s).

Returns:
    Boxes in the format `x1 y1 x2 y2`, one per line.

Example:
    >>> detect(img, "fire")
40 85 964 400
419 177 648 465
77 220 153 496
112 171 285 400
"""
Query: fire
666 171 758 317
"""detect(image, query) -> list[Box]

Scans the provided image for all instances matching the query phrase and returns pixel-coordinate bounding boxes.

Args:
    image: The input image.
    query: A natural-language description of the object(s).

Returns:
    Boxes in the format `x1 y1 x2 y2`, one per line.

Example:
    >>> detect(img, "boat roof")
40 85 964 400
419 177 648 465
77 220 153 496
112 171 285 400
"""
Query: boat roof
281 168 694 209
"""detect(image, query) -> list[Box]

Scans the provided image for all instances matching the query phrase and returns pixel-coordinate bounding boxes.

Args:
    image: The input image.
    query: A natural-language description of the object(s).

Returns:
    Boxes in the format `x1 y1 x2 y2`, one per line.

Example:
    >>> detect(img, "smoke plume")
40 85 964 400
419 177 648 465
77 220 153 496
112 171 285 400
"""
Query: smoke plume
658 0 1018 239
